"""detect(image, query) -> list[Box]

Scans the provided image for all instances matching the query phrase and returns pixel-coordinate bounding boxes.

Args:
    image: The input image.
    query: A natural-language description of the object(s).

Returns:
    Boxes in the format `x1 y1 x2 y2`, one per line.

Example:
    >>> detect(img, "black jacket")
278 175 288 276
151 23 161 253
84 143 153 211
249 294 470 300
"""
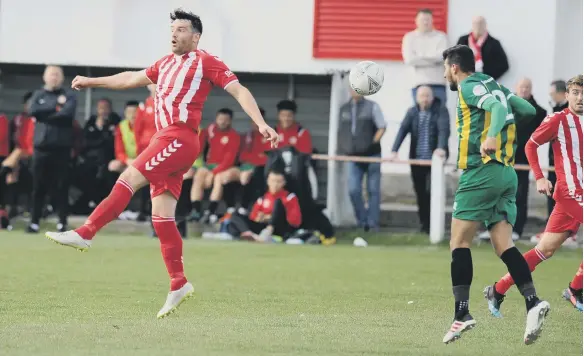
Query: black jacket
29 88 77 150
456 34 509 80
515 96 547 164
391 99 450 159
81 118 116 166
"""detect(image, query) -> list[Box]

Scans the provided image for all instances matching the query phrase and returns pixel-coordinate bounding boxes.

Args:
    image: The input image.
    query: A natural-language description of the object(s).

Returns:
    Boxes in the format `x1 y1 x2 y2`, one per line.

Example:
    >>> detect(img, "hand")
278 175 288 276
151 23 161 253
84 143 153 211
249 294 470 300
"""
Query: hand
0 165 13 177
480 137 497 157
262 214 272 223
255 212 265 223
71 76 92 90
258 124 279 148
536 178 553 196
388 152 398 162
434 148 446 157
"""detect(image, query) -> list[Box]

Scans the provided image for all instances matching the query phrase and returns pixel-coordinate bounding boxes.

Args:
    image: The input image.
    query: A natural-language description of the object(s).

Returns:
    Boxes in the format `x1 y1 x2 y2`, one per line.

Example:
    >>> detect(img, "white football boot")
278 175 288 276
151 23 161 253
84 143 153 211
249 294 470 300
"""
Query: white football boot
524 300 551 345
157 282 195 319
45 230 92 252
442 314 477 344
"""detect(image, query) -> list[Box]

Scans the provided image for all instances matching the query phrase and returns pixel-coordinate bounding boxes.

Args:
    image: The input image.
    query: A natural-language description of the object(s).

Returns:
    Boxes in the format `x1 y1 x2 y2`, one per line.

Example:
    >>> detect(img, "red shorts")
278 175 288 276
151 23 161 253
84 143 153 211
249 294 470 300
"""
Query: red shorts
132 123 199 200
544 197 583 234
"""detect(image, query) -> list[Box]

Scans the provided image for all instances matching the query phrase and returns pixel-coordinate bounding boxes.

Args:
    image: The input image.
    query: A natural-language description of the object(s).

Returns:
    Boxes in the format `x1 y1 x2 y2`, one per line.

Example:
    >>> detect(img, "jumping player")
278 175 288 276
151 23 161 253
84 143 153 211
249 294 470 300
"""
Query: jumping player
485 74 583 314
441 45 550 345
45 9 278 318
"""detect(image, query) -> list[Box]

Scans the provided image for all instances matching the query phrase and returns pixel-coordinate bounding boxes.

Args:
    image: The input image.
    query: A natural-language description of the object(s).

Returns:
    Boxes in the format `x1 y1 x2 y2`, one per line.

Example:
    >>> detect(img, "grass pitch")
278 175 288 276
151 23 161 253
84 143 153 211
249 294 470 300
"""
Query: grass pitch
0 230 581 355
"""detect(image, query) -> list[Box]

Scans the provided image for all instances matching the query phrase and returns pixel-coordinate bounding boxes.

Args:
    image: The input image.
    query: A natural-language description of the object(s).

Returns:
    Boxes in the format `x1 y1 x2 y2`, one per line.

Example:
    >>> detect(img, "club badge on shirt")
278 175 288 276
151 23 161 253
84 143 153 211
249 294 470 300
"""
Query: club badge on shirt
57 95 67 104
220 136 229 144
289 136 297 145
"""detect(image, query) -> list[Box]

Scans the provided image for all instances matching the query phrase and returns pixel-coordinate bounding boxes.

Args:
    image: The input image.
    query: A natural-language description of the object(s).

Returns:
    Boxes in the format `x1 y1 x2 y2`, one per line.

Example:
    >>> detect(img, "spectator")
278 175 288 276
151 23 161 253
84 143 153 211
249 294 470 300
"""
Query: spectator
76 99 117 208
390 85 450 234
547 80 569 215
85 98 122 127
237 107 271 214
338 88 387 231
402 8 449 104
456 16 509 80
1 92 35 225
274 100 312 154
189 108 241 223
507 79 548 241
226 167 301 242
0 112 9 228
28 65 77 233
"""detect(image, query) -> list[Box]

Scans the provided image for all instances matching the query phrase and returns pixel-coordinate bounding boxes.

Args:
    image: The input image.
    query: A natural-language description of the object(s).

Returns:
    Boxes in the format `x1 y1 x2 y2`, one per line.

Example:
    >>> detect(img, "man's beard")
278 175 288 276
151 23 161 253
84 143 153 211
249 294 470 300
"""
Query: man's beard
448 81 458 91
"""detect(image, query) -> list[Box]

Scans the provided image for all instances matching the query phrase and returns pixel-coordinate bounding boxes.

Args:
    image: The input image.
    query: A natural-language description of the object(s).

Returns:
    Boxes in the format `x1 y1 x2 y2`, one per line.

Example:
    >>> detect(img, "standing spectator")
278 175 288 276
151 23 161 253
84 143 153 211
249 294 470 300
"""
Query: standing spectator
456 16 509 80
512 78 547 240
389 85 450 233
28 65 77 233
273 100 313 154
547 80 569 215
338 88 387 231
402 8 448 104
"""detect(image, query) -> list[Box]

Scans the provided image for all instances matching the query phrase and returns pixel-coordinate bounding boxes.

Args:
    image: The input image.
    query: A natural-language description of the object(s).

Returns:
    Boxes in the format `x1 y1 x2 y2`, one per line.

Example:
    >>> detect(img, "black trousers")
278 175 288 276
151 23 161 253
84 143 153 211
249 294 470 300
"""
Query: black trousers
227 199 293 238
240 166 266 210
514 170 530 236
0 156 7 209
410 165 431 233
31 149 71 225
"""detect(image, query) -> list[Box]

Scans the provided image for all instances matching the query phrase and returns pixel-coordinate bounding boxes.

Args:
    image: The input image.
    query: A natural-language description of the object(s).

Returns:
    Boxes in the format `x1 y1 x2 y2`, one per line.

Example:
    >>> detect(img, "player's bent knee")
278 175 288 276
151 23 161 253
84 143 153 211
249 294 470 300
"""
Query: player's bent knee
119 166 148 192
536 232 568 258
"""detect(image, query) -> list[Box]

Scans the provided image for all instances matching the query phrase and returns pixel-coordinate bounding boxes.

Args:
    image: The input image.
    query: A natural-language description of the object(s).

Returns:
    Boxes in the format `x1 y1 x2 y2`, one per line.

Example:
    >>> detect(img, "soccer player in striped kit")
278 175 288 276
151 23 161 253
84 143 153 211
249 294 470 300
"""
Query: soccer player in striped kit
485 74 583 313
45 9 278 318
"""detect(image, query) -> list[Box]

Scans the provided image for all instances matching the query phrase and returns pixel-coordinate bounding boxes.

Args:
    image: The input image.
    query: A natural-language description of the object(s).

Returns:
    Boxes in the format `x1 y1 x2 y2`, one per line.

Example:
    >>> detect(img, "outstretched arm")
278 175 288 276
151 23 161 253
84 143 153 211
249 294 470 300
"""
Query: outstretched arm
72 70 152 91
225 82 278 146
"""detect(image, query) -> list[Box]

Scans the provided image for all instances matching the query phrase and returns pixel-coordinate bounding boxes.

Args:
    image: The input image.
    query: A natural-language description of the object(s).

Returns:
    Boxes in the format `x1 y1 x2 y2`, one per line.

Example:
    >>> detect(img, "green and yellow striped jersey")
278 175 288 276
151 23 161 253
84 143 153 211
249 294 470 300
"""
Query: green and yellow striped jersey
456 72 517 170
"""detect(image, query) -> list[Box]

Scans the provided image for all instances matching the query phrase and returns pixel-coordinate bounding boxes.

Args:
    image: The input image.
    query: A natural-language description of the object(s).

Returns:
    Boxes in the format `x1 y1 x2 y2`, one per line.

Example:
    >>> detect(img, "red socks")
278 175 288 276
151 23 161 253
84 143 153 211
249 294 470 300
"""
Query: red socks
152 216 187 291
570 262 583 291
495 248 546 295
75 179 134 240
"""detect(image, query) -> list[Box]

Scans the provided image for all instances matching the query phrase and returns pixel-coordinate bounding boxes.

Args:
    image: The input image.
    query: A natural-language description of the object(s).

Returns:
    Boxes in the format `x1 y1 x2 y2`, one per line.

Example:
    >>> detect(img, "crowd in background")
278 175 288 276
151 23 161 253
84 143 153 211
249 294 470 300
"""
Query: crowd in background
0 8 575 242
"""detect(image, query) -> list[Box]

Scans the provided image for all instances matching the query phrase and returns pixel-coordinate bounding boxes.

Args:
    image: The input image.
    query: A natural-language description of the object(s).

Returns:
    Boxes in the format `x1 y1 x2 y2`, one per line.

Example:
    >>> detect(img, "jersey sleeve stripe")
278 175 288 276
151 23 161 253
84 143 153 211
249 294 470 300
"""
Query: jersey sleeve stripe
506 93 515 100
477 94 493 109
223 79 239 90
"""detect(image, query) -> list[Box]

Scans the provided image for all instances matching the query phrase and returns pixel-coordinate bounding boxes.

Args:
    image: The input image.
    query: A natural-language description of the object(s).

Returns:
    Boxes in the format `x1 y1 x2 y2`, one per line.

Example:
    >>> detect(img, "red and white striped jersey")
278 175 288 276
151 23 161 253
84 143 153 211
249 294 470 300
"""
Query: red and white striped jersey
145 50 238 132
527 108 583 203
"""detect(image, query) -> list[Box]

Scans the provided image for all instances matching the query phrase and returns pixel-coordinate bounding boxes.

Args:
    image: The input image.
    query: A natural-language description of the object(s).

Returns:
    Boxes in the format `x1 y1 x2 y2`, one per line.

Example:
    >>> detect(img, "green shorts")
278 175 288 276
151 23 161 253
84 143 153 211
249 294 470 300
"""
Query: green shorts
453 162 517 228
204 163 217 171
239 163 255 172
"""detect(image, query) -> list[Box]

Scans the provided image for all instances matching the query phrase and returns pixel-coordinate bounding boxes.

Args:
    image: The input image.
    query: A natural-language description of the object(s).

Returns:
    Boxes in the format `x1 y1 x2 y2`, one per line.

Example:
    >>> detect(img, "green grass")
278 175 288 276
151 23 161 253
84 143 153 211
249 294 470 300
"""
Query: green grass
0 231 581 356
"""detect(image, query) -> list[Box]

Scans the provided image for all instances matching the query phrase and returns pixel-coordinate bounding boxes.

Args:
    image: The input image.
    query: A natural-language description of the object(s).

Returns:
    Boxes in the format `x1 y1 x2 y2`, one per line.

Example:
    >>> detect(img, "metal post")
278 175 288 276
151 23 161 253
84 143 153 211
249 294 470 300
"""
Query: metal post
84 66 92 122
287 74 295 101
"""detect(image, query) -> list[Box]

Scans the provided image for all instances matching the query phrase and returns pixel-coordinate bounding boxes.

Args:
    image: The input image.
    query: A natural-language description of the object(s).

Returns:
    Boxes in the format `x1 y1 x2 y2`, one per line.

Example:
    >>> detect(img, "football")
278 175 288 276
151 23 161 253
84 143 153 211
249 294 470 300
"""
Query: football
349 61 384 96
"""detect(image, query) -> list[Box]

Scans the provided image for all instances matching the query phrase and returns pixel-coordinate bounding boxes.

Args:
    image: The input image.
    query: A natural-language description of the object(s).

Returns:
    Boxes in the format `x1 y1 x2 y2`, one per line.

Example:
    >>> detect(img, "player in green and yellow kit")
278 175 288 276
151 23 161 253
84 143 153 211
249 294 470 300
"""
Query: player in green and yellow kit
441 45 550 345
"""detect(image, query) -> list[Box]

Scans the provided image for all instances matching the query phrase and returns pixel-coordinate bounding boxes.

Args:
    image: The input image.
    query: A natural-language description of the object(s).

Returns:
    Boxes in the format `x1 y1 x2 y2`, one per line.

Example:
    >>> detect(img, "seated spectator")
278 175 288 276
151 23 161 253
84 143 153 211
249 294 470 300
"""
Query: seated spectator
0 112 9 228
75 99 117 210
274 100 312 154
226 167 301 242
189 108 241 223
236 107 271 213
456 16 509 80
85 98 122 127
0 92 35 228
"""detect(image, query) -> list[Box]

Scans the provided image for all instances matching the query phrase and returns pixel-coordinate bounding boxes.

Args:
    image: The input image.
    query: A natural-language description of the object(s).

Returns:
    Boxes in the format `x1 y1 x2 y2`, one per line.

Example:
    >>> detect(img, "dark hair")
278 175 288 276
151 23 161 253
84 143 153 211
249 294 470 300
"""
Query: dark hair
442 45 475 74
417 8 433 15
217 108 233 118
551 80 567 93
23 91 33 103
125 100 139 107
97 98 112 107
567 75 583 90
276 100 297 113
259 107 266 118
268 166 286 177
170 8 203 34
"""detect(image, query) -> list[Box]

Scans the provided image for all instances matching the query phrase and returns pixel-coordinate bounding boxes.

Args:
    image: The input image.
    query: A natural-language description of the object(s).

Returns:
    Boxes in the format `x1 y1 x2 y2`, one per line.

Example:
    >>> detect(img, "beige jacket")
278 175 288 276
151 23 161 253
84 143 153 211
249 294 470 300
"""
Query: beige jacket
402 29 448 87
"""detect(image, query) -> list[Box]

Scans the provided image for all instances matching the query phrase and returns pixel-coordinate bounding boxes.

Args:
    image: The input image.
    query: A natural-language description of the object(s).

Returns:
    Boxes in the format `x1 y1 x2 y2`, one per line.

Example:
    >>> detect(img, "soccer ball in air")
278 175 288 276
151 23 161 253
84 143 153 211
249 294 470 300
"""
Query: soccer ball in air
349 61 384 96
